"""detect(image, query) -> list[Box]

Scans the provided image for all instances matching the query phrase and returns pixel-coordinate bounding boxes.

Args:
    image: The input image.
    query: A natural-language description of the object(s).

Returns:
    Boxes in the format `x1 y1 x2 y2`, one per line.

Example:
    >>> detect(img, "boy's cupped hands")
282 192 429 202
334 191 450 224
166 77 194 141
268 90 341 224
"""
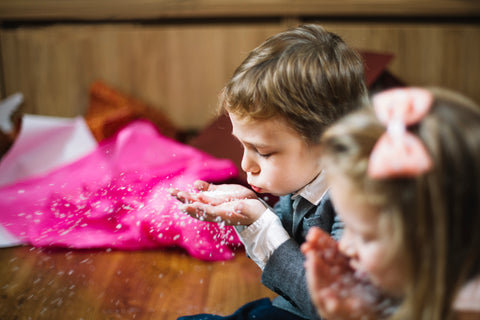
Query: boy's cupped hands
168 180 266 226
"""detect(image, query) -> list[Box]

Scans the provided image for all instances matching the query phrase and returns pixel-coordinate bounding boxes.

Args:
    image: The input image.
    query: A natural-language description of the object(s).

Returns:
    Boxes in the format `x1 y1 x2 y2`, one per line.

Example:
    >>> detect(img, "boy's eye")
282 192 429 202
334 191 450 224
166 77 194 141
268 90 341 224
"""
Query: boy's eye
258 152 273 158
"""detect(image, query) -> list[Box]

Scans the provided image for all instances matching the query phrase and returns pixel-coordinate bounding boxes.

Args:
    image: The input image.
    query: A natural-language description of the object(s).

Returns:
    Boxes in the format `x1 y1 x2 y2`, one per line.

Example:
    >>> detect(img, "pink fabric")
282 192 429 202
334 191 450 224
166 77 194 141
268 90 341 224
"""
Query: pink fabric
0 120 242 261
368 88 433 178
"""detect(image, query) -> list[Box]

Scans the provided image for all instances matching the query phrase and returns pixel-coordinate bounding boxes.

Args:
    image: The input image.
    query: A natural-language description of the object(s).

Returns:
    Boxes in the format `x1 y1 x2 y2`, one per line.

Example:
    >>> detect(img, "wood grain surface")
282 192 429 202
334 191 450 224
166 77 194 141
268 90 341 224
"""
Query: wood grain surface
0 245 276 319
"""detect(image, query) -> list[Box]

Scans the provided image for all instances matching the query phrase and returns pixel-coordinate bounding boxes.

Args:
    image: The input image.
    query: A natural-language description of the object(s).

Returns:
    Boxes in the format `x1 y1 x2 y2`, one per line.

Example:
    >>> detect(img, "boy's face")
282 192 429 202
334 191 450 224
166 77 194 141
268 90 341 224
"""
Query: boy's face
330 173 407 297
229 112 322 196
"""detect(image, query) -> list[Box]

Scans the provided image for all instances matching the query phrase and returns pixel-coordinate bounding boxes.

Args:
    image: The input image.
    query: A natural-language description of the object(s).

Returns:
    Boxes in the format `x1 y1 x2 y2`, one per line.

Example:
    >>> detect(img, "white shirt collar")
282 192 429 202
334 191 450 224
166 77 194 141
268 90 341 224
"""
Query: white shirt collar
291 170 329 205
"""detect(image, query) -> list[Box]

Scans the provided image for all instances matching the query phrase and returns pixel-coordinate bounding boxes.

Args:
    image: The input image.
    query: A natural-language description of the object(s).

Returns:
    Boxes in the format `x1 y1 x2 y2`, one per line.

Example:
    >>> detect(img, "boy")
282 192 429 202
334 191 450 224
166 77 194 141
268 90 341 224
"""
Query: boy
170 24 367 320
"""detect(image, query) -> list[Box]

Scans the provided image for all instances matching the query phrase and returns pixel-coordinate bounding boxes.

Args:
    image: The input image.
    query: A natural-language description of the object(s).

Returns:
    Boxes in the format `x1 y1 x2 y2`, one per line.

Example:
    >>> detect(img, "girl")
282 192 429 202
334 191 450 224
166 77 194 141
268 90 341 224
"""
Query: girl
302 87 480 319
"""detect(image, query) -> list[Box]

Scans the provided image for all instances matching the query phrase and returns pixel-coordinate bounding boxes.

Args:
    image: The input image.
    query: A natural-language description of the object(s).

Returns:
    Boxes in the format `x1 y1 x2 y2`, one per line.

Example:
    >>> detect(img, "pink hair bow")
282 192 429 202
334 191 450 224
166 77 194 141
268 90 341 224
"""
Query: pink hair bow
368 87 433 178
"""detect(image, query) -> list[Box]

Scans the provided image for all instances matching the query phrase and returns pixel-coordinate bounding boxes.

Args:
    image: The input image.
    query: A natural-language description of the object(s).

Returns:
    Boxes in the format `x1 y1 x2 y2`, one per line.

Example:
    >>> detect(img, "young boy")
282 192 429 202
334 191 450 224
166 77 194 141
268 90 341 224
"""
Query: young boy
170 24 368 320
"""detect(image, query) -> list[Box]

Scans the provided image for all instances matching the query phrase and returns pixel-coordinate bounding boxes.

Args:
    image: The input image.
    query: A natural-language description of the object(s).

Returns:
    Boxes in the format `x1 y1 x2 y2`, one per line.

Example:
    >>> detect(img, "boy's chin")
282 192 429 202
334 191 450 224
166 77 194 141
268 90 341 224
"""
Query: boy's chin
263 190 290 197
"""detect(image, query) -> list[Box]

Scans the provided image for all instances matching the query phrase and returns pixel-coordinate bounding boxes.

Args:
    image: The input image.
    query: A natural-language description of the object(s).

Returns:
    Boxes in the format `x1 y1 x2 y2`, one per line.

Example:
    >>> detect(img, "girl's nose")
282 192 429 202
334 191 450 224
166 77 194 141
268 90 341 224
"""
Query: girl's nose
241 152 260 174
338 233 356 258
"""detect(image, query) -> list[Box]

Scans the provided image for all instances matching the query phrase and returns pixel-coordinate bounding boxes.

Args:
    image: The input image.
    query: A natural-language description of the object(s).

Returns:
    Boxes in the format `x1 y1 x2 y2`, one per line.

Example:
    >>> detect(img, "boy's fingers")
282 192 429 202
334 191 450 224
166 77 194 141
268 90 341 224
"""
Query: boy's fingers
168 188 197 203
178 203 234 224
179 191 202 203
196 192 229 205
178 203 213 221
167 187 180 197
194 180 211 191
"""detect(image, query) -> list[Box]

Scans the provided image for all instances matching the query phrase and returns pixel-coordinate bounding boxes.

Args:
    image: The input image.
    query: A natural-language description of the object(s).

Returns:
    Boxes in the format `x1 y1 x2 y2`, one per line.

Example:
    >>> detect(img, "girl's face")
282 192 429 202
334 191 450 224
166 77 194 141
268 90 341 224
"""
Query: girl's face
229 113 322 196
329 173 407 296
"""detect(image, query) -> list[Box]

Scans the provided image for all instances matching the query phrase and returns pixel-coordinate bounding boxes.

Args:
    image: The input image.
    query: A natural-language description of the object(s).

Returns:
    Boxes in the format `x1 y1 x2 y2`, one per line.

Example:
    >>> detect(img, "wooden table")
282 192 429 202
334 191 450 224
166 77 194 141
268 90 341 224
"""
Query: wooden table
0 245 276 319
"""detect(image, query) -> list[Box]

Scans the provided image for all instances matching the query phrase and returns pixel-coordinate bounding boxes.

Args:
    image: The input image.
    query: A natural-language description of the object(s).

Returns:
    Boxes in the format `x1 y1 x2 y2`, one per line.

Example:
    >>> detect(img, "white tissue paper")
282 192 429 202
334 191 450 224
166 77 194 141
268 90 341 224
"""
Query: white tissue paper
0 114 98 247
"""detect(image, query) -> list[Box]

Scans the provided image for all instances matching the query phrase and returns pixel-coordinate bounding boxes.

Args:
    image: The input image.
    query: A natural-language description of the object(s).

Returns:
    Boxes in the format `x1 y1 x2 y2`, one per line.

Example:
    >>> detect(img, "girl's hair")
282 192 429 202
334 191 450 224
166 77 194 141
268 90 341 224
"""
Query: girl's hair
219 24 367 144
320 87 480 319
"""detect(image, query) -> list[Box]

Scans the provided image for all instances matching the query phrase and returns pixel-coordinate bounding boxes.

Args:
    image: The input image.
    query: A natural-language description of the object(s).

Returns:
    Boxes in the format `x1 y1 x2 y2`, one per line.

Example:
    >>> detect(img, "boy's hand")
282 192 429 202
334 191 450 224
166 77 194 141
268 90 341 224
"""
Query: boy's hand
169 180 257 205
168 180 265 226
301 227 396 320
177 198 266 226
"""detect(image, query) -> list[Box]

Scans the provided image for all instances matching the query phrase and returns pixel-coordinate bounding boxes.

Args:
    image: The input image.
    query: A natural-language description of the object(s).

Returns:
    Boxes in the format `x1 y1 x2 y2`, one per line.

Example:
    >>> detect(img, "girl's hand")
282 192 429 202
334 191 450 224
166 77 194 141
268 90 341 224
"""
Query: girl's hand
301 227 396 320
169 180 257 205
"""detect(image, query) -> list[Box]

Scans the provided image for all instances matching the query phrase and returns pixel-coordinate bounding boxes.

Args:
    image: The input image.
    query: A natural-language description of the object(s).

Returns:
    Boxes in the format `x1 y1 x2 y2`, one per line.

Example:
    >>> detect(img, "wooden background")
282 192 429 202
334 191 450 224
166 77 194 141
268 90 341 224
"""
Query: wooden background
0 0 479 131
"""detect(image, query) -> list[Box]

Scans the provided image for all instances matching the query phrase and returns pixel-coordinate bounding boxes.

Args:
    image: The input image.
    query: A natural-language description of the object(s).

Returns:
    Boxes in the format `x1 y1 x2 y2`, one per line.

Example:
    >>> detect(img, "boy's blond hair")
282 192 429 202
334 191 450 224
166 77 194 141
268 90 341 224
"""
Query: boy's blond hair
220 24 367 143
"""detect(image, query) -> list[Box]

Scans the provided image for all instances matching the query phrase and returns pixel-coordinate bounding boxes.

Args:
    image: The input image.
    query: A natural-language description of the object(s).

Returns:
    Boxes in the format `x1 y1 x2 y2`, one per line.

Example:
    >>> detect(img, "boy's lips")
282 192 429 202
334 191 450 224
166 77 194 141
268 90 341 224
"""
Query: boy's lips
250 185 263 193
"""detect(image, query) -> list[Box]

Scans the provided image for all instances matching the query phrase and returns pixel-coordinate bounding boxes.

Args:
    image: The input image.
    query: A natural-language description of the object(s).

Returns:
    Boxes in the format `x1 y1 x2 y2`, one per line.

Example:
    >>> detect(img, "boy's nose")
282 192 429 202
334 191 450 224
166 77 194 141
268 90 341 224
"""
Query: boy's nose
241 152 260 174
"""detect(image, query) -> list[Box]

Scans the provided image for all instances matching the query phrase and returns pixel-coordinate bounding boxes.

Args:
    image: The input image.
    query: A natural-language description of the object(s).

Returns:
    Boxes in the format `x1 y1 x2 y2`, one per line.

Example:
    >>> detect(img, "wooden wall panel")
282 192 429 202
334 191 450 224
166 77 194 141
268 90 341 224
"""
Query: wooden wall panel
319 22 480 104
1 23 287 130
0 0 479 20
1 21 479 130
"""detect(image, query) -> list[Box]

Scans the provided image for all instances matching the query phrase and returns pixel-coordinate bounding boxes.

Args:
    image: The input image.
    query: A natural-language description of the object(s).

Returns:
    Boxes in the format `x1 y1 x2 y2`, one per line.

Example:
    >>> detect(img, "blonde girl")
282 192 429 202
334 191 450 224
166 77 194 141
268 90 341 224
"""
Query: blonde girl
303 87 480 319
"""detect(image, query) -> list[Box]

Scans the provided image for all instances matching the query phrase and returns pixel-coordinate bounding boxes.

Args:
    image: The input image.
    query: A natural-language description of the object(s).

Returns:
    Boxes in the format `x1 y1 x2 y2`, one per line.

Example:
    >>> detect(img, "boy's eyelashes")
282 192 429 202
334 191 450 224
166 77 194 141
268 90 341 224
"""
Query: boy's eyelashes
258 151 273 158
252 146 275 158
240 143 275 158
